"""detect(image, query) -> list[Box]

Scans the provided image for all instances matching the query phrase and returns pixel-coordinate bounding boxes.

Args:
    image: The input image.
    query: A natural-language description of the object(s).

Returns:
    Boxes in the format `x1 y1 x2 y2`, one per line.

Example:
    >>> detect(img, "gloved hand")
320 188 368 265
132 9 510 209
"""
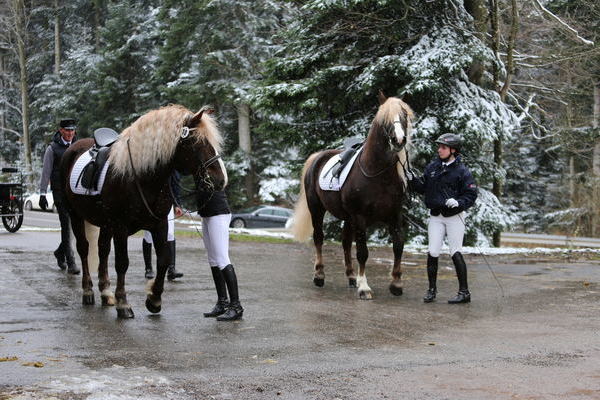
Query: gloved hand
445 198 459 208
405 168 417 181
39 195 48 211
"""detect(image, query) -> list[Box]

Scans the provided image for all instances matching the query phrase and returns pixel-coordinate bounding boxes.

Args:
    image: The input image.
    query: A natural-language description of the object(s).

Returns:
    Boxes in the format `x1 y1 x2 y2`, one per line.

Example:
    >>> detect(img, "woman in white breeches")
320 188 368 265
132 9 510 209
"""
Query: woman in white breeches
197 190 243 321
409 133 478 304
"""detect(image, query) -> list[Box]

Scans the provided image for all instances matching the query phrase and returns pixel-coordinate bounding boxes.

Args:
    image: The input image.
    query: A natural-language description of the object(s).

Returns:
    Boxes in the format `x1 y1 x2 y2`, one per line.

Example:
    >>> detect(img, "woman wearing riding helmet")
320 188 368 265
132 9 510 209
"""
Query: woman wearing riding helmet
408 133 478 304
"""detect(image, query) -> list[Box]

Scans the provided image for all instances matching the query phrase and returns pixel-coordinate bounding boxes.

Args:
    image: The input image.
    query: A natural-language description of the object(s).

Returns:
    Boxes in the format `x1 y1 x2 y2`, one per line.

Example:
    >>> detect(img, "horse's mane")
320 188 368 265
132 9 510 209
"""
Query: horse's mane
375 97 414 128
374 97 414 187
108 104 223 178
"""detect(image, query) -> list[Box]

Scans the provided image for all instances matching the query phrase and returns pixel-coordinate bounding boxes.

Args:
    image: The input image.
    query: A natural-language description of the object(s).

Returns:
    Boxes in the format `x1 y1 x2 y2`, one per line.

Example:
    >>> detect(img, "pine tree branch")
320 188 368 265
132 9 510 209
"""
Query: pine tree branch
532 0 594 46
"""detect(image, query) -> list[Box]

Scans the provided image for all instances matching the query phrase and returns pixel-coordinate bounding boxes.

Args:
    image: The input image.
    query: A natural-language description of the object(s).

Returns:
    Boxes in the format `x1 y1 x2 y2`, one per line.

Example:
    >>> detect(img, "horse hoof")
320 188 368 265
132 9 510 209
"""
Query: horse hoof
101 296 116 306
313 277 325 287
145 298 162 314
359 291 373 300
117 307 135 319
82 293 95 305
389 284 403 296
348 278 357 288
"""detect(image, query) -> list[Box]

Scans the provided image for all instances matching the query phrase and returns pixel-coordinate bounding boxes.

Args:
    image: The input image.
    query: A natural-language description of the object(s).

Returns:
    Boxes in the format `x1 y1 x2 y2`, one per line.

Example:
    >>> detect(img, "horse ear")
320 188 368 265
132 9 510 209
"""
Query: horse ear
188 105 215 126
378 90 387 105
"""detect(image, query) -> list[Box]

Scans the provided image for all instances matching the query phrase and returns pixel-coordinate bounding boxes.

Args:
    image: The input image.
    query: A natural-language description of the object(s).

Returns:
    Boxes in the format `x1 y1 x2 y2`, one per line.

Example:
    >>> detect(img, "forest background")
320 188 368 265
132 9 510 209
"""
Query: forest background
0 0 598 246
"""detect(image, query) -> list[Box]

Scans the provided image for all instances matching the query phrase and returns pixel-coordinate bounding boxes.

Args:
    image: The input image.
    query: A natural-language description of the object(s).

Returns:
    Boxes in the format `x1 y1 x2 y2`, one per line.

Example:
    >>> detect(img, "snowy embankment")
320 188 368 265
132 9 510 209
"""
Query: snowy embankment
176 217 600 256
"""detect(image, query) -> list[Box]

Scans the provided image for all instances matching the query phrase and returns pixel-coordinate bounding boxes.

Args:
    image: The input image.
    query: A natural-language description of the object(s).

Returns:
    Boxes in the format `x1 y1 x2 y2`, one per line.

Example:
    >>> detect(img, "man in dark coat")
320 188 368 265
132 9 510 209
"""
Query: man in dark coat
39 118 80 274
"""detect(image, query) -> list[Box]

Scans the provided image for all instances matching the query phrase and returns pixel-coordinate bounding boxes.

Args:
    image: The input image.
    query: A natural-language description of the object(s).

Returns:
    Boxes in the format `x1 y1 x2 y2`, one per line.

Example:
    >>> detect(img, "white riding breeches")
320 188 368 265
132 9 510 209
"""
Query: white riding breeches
144 207 175 243
428 212 465 257
202 213 232 269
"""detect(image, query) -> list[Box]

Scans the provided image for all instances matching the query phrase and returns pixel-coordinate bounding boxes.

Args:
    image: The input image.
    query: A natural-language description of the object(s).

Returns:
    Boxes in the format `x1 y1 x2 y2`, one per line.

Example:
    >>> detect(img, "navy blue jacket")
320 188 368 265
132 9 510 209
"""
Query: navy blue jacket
196 190 231 218
410 156 477 217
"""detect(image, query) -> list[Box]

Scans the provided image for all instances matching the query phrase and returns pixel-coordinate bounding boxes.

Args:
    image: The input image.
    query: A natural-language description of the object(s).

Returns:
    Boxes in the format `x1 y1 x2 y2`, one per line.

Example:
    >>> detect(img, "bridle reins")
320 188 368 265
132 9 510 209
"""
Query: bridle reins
128 125 222 220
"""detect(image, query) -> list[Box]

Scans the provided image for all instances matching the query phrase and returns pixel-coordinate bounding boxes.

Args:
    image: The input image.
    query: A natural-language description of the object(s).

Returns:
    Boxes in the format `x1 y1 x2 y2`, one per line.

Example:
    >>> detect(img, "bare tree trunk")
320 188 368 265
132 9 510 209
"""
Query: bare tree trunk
491 0 518 247
54 0 60 75
238 103 255 202
593 82 600 174
14 0 32 178
592 82 600 237
0 52 5 143
464 0 487 84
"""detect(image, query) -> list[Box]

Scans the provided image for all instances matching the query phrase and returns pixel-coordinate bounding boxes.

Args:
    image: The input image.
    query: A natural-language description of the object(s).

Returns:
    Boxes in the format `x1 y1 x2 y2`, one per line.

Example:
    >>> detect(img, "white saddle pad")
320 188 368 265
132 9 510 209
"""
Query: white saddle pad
69 151 110 196
318 148 362 191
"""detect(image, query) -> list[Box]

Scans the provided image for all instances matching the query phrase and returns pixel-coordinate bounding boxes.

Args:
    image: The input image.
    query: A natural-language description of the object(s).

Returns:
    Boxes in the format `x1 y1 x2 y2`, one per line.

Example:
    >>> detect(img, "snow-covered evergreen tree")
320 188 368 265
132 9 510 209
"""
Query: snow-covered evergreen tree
255 0 519 242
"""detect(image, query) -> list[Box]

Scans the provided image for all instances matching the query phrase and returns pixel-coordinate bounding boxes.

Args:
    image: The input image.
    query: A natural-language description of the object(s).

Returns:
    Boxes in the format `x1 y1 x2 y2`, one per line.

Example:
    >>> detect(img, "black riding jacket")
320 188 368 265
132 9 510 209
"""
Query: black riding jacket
410 156 477 217
196 190 231 218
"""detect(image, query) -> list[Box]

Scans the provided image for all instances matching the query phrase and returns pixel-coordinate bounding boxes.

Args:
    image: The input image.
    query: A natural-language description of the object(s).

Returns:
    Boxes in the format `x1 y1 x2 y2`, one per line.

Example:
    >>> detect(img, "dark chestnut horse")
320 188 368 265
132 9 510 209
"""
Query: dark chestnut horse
61 105 227 318
292 94 413 299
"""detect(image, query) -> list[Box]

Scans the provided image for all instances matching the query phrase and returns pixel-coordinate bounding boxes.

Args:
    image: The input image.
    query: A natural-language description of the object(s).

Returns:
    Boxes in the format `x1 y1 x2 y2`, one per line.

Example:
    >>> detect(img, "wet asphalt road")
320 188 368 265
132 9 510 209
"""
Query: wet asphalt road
0 230 599 399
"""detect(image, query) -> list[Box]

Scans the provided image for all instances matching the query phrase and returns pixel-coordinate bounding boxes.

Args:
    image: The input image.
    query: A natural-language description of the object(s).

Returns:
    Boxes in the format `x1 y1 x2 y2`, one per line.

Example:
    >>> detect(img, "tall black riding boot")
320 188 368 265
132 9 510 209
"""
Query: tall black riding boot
217 264 244 321
166 240 183 281
204 267 229 317
423 254 438 303
142 239 154 279
448 252 471 304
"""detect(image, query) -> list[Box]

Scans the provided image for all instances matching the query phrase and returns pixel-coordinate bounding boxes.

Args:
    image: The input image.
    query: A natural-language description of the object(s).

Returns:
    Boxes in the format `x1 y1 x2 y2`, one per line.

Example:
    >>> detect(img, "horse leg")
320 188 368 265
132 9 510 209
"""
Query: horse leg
146 224 169 314
354 221 373 300
98 227 115 306
113 230 134 319
342 221 356 287
388 220 406 296
310 206 326 287
70 214 94 305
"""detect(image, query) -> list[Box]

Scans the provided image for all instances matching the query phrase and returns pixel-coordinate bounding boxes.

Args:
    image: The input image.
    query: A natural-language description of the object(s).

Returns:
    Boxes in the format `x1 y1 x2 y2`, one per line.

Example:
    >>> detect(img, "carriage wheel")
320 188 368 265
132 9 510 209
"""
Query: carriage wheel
2 199 23 233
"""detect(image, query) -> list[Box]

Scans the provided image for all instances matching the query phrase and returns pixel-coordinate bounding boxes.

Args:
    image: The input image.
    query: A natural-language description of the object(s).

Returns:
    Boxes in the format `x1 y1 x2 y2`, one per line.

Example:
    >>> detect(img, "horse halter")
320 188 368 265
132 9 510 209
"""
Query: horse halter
180 126 222 192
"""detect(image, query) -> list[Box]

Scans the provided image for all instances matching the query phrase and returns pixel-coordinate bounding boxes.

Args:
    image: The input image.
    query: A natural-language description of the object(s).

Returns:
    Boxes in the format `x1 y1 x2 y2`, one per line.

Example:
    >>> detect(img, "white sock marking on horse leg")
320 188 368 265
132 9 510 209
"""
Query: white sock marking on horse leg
356 275 372 293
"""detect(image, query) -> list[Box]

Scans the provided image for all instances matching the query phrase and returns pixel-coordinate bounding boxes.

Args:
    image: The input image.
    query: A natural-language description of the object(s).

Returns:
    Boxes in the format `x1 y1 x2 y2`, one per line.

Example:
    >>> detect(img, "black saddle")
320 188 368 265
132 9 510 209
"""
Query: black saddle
330 137 363 178
78 128 119 191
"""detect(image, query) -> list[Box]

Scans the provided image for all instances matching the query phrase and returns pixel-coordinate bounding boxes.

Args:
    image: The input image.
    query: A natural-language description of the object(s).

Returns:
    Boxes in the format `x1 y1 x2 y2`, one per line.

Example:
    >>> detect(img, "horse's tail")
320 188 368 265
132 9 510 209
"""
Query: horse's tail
85 220 100 274
291 153 319 242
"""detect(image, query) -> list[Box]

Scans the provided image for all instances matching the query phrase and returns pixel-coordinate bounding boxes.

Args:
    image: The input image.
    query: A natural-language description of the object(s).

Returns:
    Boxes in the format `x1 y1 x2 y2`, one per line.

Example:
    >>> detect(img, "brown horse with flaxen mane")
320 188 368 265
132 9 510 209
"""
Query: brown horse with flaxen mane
292 94 413 299
61 105 227 318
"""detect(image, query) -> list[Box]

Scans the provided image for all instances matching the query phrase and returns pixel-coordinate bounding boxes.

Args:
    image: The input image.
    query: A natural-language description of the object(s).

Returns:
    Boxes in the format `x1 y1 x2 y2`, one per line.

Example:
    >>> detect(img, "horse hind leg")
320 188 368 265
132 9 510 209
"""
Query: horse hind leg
310 205 326 287
71 214 94 305
355 226 373 300
342 221 357 287
96 226 115 306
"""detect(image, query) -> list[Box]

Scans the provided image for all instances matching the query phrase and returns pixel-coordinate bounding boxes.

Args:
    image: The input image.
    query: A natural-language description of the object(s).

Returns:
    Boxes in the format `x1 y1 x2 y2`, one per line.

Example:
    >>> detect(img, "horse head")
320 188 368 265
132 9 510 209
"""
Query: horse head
376 92 413 153
175 106 228 192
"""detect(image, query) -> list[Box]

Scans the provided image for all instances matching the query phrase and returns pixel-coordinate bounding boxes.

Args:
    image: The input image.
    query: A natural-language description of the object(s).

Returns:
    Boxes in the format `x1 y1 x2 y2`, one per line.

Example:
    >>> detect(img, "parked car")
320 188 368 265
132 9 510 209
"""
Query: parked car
24 191 56 212
230 205 293 228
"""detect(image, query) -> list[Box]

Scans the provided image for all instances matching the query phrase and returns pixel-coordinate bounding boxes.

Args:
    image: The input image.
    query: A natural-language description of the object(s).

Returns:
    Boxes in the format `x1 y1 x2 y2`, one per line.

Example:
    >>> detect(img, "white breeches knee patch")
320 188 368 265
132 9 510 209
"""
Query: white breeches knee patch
427 213 465 257
202 213 232 269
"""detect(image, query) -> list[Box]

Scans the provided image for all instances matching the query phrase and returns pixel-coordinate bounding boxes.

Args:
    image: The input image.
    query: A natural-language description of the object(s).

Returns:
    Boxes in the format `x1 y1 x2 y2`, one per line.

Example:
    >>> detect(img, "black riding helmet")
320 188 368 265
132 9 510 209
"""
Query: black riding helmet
435 133 462 152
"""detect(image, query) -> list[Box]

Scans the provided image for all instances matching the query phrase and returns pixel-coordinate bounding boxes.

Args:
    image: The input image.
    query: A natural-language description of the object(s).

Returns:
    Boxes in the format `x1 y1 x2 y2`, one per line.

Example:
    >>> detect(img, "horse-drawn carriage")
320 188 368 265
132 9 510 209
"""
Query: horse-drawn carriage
0 167 24 233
